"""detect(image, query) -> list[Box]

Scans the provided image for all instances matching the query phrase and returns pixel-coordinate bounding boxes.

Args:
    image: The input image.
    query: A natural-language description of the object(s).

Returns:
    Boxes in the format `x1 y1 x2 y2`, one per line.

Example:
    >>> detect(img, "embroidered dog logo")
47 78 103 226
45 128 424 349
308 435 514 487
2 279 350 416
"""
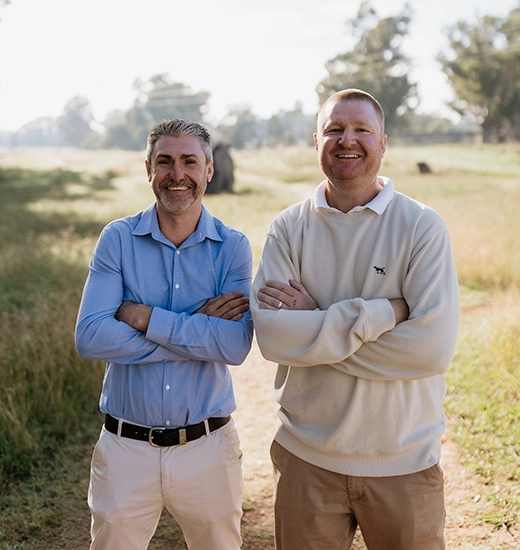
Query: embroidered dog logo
373 266 386 275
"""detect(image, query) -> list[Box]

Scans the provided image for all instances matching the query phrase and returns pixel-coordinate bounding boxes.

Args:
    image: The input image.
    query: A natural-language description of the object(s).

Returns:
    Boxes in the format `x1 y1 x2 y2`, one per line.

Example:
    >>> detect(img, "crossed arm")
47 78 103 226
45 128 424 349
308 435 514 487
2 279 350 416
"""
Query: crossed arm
116 290 250 332
75 228 253 366
252 226 459 380
257 279 409 324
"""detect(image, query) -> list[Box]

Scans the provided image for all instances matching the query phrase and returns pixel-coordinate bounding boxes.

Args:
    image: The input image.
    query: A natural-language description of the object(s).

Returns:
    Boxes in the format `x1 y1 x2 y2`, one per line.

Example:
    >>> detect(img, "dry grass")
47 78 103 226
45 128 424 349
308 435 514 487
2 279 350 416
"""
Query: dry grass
0 144 519 548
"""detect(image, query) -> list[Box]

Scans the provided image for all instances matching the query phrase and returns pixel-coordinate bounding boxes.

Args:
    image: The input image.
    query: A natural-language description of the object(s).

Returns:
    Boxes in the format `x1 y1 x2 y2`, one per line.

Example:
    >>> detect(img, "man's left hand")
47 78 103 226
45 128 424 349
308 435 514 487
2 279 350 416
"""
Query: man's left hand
258 279 318 311
195 291 249 321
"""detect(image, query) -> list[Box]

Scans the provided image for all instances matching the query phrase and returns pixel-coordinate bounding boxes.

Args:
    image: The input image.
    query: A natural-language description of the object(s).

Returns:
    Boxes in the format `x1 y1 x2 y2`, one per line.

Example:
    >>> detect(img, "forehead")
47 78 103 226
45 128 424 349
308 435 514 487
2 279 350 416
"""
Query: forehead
151 135 206 159
320 100 383 132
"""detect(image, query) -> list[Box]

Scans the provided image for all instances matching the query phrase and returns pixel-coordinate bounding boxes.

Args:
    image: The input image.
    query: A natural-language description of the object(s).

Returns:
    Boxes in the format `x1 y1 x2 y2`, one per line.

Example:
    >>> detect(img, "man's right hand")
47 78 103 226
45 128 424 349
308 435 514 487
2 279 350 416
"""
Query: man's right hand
195 291 249 321
389 298 409 325
115 301 152 333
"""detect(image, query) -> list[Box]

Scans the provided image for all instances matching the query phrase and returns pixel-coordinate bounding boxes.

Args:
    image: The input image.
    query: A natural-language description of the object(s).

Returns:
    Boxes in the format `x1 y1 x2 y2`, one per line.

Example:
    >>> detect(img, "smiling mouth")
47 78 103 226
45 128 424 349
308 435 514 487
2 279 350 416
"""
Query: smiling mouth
166 185 190 191
337 154 361 159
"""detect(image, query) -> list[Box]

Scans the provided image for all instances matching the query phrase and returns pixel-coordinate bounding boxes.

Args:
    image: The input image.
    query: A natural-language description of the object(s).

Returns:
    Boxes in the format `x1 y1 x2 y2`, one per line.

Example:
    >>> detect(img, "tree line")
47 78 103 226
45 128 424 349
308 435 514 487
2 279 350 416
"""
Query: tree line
3 1 520 148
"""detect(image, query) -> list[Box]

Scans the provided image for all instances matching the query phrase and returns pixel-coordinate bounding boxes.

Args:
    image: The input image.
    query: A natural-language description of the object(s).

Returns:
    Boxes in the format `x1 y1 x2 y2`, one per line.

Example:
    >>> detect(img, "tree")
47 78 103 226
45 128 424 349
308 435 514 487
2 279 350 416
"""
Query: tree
267 103 314 146
142 74 210 123
317 1 416 132
16 117 60 147
102 74 210 150
214 106 267 149
57 96 96 147
102 105 153 151
438 8 520 142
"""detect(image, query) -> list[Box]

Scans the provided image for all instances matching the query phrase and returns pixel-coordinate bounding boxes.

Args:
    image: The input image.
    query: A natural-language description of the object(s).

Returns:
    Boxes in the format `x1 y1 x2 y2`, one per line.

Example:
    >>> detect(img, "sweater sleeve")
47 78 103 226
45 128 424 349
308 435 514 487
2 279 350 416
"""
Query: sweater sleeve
334 229 460 381
251 231 397 367
252 211 459 381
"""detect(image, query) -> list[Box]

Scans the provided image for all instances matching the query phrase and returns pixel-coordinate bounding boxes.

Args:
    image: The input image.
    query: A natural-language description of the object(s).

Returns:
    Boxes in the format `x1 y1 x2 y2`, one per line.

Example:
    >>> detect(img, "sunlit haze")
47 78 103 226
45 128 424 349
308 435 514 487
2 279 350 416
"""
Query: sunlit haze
0 0 518 131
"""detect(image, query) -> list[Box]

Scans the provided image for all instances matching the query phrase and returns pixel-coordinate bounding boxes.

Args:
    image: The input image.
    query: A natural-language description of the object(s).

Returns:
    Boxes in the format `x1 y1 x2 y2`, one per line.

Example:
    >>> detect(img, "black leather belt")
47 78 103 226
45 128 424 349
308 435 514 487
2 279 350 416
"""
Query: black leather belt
104 414 231 447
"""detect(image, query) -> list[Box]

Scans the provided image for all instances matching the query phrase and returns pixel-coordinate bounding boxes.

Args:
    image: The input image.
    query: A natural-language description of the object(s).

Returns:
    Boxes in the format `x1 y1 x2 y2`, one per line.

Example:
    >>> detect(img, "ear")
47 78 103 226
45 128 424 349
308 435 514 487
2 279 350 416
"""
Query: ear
381 134 387 156
313 133 319 151
206 161 214 183
145 160 152 182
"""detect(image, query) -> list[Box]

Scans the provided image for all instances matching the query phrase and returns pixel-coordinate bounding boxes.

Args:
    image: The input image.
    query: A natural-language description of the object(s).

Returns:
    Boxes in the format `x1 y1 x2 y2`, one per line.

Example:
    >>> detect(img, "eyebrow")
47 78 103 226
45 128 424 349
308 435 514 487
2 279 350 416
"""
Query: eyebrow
155 153 200 161
323 119 375 131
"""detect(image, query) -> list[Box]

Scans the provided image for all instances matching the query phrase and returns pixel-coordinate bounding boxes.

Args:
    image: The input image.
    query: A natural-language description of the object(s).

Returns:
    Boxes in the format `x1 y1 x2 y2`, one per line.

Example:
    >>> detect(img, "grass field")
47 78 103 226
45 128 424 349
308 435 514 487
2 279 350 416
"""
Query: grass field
0 143 518 548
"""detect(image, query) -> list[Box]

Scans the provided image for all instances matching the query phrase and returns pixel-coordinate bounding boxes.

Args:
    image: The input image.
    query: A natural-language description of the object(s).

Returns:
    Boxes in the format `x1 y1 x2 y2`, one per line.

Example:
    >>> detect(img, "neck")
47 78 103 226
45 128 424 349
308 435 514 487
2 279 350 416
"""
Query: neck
325 177 383 213
156 204 202 247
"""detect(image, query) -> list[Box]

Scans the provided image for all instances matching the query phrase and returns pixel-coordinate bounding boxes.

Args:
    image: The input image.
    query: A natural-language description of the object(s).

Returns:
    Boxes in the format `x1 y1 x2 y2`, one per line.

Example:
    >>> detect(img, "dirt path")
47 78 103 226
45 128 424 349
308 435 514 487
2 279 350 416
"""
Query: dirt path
441 424 518 549
231 339 518 550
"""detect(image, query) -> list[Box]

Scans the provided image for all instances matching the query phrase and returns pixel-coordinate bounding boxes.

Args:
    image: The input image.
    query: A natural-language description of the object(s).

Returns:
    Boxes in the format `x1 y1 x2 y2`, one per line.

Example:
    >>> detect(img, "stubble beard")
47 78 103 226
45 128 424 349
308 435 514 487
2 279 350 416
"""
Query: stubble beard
155 178 205 214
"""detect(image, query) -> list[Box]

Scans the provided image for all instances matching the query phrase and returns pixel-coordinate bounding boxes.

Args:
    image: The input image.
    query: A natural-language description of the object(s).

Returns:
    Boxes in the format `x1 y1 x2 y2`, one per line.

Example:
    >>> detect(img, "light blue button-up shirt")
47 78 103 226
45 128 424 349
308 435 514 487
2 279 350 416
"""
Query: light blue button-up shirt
75 203 253 428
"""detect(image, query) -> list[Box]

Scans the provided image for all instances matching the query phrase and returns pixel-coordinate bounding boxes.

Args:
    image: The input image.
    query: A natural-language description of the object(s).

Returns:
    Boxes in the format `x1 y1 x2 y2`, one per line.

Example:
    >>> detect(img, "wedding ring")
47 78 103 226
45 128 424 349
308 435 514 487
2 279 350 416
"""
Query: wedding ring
277 300 283 310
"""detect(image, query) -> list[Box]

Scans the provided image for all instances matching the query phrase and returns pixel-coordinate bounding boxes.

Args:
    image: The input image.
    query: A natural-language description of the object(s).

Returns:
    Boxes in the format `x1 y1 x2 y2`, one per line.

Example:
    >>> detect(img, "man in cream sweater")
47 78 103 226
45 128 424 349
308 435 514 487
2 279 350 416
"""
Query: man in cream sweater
251 89 460 550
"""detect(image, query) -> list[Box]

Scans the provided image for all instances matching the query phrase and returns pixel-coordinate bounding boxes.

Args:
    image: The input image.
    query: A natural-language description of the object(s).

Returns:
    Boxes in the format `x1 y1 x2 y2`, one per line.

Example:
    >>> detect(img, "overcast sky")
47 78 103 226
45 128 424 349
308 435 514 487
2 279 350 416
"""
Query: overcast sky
0 0 518 131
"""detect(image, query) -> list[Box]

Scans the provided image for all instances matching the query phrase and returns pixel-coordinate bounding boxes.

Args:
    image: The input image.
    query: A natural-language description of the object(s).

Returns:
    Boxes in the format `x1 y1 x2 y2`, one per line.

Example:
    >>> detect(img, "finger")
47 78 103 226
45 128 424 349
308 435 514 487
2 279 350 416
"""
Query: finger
258 297 277 310
215 291 245 306
264 280 295 297
219 297 249 313
258 289 277 303
221 303 250 320
289 279 304 291
221 299 249 315
262 284 295 302
208 292 245 312
289 279 310 297
264 280 286 290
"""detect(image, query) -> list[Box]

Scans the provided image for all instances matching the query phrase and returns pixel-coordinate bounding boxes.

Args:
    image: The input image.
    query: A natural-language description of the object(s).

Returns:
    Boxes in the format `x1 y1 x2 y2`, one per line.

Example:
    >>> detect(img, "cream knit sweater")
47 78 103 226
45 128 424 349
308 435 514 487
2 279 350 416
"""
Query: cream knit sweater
251 178 460 477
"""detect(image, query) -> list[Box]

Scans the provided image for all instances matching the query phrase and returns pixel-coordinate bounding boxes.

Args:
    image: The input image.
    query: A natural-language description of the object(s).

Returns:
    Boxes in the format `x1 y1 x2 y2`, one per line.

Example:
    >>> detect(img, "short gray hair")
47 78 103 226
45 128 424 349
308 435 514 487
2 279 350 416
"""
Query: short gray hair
146 119 213 164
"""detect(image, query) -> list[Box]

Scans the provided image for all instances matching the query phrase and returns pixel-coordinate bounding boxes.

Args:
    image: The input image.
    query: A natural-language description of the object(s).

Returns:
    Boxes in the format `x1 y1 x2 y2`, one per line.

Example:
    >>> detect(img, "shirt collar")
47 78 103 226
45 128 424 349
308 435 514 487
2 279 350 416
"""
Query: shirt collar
314 177 394 215
133 203 223 245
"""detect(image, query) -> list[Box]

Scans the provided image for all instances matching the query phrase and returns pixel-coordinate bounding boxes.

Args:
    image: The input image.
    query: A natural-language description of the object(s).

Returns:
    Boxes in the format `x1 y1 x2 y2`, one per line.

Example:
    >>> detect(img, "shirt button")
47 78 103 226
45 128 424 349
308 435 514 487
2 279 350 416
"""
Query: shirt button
176 250 181 255
175 283 180 289
165 420 171 426
165 385 170 391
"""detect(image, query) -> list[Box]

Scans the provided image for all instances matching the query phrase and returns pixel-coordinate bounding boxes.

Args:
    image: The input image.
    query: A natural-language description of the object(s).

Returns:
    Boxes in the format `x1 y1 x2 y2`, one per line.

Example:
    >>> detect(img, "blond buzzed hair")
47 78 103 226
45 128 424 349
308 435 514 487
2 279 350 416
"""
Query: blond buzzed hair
317 89 385 134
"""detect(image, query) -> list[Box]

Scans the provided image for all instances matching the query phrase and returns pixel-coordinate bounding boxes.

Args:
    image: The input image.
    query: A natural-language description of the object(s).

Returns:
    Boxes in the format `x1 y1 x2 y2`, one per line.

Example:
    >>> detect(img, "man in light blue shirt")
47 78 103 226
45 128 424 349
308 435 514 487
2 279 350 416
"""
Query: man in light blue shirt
75 119 253 550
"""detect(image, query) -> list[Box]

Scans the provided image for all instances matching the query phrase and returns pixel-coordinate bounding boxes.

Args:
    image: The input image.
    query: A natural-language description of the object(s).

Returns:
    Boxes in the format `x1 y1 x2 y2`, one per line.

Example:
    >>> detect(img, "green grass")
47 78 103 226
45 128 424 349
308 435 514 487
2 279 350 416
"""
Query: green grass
445 293 520 532
0 166 110 483
0 144 519 544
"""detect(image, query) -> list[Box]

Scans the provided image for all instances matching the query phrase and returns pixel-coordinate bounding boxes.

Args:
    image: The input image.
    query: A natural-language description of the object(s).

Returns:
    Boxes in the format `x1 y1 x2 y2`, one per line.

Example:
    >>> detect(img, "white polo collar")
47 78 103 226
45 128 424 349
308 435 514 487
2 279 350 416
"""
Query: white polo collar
314 177 394 215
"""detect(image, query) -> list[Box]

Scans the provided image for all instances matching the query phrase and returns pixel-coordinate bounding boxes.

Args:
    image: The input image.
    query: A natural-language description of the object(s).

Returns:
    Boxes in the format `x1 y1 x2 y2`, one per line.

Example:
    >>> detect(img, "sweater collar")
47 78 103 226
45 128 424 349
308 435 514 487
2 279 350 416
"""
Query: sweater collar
314 177 394 215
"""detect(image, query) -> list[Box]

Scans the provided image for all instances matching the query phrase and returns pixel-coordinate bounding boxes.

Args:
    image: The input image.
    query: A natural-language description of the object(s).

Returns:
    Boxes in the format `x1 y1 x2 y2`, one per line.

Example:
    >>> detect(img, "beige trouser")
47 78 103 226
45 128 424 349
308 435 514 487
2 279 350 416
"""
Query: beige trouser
88 420 243 550
271 440 445 550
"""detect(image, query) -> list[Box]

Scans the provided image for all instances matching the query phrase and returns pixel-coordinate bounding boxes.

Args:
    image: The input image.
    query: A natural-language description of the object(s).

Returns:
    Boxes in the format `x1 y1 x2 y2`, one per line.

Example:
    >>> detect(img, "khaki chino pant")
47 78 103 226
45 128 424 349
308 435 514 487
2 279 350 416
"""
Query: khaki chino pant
271 440 445 550
88 420 243 550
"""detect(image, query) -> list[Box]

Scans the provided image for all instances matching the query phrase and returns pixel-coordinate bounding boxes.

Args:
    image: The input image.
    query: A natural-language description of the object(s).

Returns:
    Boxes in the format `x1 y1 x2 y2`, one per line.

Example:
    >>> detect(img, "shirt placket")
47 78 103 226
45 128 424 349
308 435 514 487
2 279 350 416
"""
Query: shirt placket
162 246 182 427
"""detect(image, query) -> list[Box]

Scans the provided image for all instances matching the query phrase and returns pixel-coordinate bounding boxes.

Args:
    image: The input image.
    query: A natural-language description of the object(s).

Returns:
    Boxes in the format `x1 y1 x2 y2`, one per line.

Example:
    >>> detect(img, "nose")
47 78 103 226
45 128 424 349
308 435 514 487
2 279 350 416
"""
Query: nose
168 162 185 181
339 128 355 145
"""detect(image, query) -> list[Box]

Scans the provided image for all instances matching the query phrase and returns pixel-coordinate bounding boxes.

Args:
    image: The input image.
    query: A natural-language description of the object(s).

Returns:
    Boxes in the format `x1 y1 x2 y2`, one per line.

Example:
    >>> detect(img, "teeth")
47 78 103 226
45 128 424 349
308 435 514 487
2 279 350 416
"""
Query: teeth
167 186 189 191
337 154 360 159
